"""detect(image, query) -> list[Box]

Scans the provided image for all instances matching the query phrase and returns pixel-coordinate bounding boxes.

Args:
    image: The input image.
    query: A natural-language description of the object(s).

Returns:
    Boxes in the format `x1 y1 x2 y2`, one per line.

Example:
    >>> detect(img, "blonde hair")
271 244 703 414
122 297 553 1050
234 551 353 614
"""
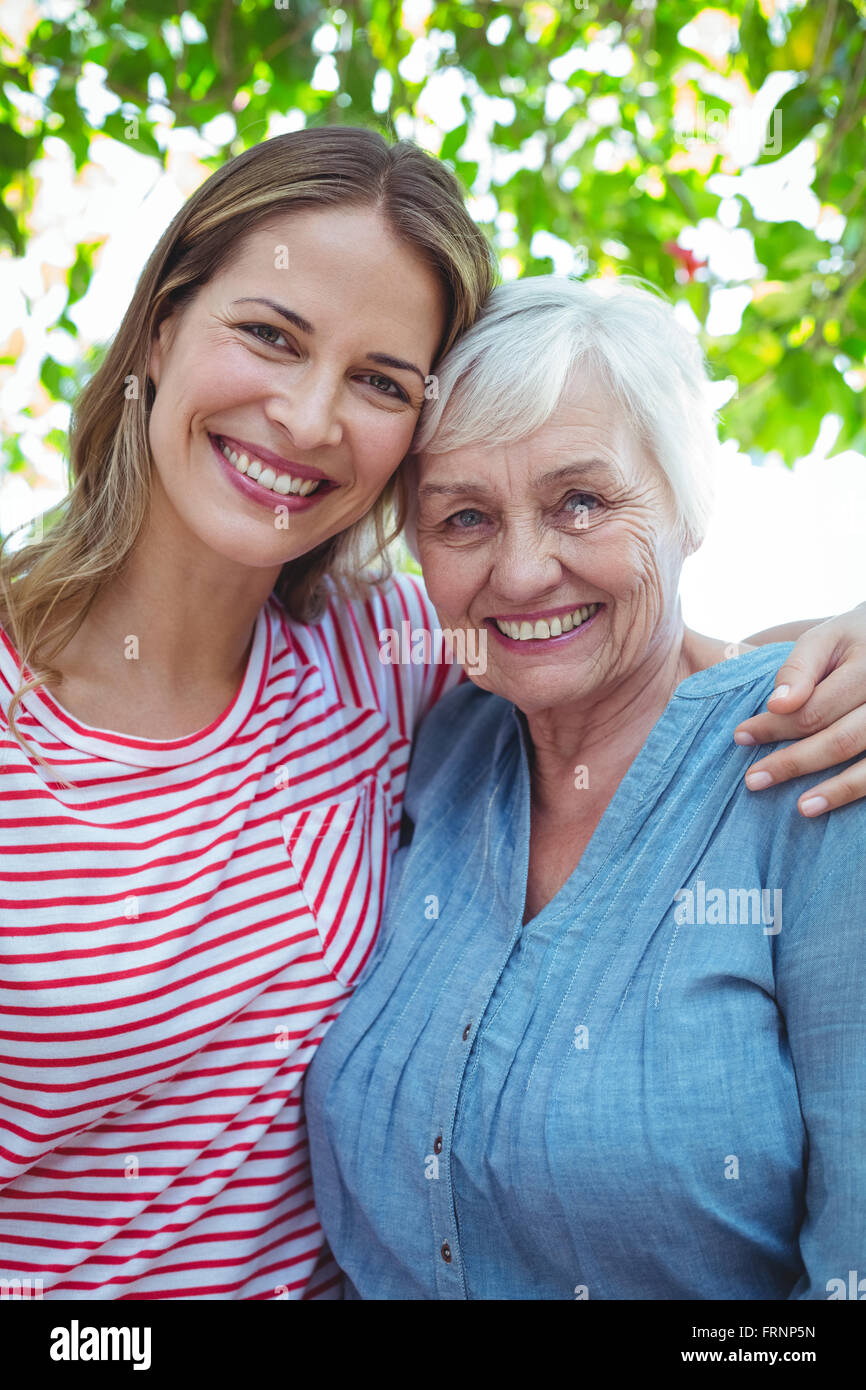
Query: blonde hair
0 127 496 761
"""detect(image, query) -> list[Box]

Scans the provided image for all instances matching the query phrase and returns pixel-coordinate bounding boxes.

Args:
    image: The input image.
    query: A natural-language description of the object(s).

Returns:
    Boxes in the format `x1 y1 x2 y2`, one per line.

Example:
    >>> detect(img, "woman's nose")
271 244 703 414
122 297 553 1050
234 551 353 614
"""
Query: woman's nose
491 525 563 599
266 370 343 453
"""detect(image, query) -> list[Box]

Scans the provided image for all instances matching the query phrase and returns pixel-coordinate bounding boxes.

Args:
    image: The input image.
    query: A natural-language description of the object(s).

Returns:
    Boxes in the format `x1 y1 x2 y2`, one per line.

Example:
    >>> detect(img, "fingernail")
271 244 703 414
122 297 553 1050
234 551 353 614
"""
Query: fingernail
734 731 757 746
746 770 773 789
800 795 829 817
768 684 790 704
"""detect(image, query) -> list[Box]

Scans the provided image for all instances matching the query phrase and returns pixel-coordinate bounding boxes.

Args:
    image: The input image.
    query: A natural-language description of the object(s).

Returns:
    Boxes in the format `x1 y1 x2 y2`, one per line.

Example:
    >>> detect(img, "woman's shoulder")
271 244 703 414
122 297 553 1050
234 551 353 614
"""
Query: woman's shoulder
674 641 796 711
683 643 866 910
405 677 513 810
0 618 26 700
272 572 465 734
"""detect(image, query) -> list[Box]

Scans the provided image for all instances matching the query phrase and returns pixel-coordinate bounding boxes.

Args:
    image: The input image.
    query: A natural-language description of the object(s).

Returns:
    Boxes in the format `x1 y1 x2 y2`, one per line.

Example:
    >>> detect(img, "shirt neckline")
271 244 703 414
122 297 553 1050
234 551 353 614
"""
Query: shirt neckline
11 599 277 769
509 644 791 931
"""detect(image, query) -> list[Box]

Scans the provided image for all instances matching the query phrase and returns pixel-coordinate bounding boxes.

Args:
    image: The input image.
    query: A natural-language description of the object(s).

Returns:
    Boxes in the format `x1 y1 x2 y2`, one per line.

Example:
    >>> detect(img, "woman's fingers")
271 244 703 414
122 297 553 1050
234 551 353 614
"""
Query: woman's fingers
760 624 843 713
793 763 866 817
734 692 866 815
740 705 865 781
731 607 866 814
735 664 862 747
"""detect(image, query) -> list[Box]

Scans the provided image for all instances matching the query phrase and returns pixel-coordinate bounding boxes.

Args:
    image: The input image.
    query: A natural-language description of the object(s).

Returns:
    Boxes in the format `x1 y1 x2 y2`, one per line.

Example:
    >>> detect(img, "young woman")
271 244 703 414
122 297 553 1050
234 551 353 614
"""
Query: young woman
1 127 865 1301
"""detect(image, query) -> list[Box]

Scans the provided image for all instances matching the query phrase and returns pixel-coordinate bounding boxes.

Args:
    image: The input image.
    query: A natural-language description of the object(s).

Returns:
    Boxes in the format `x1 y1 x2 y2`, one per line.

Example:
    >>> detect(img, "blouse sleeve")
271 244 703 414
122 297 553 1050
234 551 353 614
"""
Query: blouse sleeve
774 828 866 1299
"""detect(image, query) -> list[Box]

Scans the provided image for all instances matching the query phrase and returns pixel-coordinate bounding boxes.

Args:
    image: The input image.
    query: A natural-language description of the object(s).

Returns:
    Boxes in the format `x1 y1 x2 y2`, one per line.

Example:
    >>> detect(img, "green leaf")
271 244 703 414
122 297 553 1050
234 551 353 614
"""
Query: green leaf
759 84 825 162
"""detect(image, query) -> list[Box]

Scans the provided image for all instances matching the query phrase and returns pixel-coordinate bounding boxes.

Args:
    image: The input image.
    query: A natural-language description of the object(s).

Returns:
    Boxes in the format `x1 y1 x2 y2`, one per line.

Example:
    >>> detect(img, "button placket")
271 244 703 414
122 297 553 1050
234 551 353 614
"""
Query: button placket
427 1011 486 1297
426 1116 460 1294
426 889 527 1297
419 709 534 1297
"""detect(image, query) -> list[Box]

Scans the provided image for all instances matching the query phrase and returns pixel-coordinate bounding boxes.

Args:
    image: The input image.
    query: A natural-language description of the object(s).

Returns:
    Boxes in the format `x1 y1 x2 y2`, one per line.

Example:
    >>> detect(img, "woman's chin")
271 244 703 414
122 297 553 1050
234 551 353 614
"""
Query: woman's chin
485 666 596 714
171 514 306 574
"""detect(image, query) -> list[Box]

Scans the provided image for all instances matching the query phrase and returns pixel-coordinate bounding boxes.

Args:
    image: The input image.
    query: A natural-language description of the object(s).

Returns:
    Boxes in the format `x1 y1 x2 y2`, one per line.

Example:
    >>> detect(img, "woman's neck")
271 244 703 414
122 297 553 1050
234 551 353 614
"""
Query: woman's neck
526 625 732 819
47 501 284 739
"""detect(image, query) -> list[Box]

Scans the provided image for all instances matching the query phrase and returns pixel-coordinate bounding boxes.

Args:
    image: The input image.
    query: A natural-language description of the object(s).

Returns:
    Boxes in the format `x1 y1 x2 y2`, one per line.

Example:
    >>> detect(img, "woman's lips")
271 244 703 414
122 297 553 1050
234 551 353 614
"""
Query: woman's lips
217 433 332 483
486 603 603 651
208 434 336 512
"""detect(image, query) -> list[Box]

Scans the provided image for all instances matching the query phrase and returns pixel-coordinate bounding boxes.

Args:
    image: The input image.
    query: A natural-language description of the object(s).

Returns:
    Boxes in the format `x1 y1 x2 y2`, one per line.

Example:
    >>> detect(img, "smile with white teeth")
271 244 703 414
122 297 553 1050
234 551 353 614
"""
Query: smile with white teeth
493 603 601 641
216 437 324 496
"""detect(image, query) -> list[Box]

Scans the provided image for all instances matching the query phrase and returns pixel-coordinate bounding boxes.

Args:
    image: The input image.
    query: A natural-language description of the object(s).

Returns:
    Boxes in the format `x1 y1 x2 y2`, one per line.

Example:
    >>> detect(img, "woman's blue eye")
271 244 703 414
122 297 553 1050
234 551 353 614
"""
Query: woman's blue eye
447 509 485 529
565 492 597 513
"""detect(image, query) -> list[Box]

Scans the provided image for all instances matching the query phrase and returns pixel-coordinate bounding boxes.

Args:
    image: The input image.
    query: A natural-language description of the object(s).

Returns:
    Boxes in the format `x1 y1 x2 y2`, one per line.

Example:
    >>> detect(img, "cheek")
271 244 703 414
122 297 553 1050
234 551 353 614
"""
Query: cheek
418 541 479 622
151 341 241 437
197 343 293 424
349 411 417 490
586 522 664 599
148 389 183 469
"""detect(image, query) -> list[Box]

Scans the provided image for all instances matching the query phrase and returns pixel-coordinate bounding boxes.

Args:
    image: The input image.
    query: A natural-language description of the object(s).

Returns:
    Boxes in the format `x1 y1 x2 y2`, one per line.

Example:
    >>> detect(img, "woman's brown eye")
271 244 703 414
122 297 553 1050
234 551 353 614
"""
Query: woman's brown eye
244 324 286 347
362 374 408 402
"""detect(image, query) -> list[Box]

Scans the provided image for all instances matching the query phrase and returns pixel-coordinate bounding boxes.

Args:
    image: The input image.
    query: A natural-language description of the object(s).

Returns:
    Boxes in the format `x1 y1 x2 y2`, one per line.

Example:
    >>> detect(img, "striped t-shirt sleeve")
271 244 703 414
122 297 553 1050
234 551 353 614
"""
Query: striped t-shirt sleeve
318 572 466 744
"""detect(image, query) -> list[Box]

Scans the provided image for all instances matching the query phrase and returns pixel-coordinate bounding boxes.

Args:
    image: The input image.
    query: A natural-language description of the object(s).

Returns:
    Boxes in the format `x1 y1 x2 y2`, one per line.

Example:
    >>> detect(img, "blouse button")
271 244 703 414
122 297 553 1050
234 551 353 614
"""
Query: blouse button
433 1135 443 1154
441 1241 452 1264
462 1022 472 1041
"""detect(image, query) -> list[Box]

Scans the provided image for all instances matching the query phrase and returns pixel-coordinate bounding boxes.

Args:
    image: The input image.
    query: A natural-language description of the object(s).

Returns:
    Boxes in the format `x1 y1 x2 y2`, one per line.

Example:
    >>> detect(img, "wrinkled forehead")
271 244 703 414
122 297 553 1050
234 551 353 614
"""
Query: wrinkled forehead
415 375 651 498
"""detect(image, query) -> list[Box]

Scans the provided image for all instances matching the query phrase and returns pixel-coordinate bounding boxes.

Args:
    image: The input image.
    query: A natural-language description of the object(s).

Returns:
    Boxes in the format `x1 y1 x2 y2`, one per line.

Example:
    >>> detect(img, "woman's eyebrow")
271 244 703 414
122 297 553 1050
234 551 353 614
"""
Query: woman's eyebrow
231 297 315 334
417 481 490 499
365 352 427 384
534 460 613 488
418 460 614 500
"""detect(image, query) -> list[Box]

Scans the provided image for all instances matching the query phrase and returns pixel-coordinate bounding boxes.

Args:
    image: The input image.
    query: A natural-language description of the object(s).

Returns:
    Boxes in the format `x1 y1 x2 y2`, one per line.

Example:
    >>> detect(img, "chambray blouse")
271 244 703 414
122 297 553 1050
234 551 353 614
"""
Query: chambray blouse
306 644 866 1300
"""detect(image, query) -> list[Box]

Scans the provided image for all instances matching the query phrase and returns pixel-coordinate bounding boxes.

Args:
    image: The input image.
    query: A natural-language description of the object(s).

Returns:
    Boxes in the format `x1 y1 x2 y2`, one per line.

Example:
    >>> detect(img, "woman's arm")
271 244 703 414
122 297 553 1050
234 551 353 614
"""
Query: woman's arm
734 604 866 815
743 618 829 645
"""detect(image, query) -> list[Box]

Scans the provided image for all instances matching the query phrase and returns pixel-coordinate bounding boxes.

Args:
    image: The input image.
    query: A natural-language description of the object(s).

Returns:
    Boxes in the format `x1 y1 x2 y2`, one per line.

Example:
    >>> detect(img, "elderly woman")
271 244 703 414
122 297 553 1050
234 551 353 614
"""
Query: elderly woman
306 275 866 1300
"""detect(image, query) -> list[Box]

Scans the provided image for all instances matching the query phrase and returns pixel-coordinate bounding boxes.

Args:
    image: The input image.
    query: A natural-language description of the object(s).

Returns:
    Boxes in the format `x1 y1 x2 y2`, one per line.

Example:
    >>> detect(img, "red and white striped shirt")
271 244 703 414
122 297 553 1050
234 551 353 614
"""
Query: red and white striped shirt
0 573 458 1299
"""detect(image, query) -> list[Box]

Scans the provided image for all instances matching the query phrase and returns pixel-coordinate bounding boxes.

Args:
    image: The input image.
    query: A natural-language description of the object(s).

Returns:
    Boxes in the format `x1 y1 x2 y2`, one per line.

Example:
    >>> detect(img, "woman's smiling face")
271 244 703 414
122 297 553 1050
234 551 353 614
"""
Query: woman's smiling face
415 374 690 715
147 205 446 572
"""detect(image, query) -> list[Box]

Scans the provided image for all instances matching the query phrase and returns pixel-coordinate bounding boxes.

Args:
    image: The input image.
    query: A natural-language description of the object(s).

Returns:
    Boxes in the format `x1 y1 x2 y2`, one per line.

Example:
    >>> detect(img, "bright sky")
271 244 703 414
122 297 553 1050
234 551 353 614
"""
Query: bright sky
1 4 864 638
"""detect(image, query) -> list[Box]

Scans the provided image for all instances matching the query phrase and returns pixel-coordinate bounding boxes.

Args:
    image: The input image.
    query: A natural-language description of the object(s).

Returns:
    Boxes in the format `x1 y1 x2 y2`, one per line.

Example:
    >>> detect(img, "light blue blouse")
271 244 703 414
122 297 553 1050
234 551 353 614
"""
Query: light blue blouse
306 644 866 1300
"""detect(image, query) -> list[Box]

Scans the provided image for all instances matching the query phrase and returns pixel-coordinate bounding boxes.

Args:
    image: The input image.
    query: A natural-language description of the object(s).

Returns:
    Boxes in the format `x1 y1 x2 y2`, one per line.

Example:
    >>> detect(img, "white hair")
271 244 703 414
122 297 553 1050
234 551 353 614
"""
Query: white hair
407 274 718 553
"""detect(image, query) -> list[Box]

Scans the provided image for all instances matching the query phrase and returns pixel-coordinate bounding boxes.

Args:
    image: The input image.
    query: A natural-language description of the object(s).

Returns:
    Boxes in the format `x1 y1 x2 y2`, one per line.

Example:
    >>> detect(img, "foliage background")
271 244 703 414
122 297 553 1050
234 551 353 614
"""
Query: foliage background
0 0 864 627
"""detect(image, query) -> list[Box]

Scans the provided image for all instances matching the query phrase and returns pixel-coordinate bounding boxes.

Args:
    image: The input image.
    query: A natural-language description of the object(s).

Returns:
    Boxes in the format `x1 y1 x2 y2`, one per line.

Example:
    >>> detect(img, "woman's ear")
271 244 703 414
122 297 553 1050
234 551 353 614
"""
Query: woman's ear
147 316 175 391
681 516 707 561
147 331 162 392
